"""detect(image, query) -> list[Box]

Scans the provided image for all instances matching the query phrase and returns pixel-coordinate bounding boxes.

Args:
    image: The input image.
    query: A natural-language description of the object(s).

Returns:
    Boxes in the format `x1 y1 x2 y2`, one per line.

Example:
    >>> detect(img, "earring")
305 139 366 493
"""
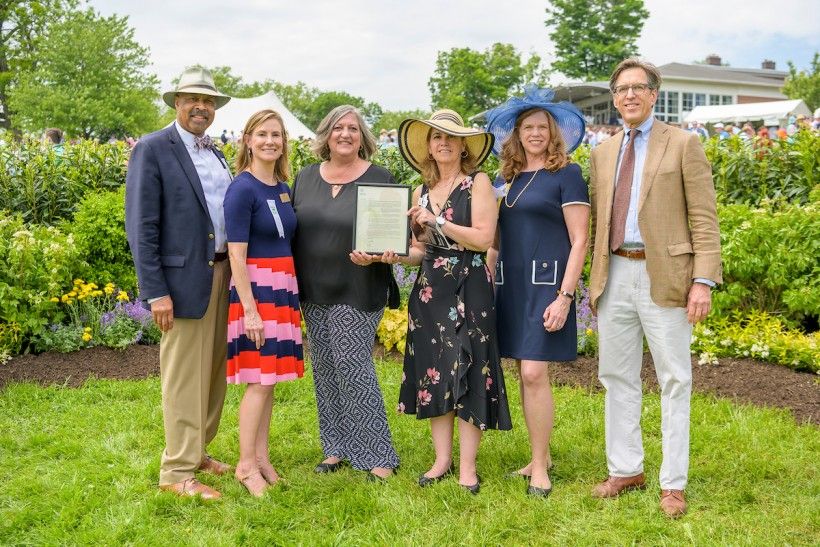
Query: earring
461 150 468 158
428 153 434 160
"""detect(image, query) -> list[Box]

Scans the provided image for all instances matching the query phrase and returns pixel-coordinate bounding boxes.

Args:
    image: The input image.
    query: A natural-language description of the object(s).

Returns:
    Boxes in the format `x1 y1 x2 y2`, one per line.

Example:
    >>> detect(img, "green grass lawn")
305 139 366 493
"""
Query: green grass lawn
1 357 818 546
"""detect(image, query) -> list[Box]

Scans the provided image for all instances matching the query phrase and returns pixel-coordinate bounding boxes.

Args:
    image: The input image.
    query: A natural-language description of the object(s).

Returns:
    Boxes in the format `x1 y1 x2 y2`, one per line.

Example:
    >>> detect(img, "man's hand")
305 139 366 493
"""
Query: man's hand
686 283 711 324
151 296 174 332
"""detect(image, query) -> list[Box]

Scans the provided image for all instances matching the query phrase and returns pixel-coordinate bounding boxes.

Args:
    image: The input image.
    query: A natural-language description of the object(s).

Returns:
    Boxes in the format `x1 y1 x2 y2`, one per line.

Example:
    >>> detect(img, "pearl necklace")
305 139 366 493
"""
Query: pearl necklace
504 168 541 208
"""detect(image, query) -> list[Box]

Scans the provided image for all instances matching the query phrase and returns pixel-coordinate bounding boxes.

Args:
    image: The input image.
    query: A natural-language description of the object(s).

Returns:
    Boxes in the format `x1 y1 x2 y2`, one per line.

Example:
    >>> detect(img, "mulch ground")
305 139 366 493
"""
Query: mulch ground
2 345 818 425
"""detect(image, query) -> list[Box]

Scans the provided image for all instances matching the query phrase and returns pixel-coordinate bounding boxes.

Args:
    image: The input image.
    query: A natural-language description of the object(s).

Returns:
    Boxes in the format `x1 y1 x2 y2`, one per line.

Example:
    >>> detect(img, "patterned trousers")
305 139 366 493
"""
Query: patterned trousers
302 302 400 470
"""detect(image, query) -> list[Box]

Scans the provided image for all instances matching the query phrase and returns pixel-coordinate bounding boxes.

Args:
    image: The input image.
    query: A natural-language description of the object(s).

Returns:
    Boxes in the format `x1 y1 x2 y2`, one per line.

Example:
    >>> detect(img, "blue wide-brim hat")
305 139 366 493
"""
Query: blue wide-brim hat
485 86 585 155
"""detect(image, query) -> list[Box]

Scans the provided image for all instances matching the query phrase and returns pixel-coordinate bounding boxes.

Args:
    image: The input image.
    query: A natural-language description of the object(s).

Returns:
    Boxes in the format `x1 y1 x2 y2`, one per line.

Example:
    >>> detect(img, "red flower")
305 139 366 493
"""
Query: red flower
486 377 493 391
426 368 441 384
418 389 432 405
419 286 433 303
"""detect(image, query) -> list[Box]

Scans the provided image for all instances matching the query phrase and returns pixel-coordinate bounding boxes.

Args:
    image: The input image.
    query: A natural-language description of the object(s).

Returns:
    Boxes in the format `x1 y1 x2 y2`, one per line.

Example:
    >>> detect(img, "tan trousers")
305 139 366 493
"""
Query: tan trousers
158 260 230 486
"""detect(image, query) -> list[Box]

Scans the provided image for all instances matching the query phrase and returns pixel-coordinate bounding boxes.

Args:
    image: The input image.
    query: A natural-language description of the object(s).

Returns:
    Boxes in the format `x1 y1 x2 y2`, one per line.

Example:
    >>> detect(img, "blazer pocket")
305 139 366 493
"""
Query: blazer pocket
531 260 558 285
667 242 693 256
494 260 504 285
160 255 186 267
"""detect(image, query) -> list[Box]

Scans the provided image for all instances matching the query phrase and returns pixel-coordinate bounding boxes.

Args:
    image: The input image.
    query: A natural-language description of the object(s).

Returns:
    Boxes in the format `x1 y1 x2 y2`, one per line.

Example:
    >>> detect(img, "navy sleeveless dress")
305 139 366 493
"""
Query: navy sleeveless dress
494 164 589 361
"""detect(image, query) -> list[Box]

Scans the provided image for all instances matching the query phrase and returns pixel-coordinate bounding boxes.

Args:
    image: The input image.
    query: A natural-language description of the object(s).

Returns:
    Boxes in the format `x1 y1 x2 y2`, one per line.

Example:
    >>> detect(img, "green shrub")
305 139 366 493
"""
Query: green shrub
704 130 818 206
715 202 819 326
692 310 819 372
0 214 86 347
0 139 128 225
65 186 136 292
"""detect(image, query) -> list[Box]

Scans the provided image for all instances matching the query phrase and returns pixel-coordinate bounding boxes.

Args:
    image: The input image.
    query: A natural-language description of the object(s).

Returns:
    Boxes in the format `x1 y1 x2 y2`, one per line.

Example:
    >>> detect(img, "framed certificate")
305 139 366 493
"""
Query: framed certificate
353 182 412 256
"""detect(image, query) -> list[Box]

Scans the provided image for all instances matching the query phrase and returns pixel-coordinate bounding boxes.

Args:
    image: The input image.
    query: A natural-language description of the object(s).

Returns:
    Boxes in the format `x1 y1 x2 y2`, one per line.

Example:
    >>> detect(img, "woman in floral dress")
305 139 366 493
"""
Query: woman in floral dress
388 109 512 494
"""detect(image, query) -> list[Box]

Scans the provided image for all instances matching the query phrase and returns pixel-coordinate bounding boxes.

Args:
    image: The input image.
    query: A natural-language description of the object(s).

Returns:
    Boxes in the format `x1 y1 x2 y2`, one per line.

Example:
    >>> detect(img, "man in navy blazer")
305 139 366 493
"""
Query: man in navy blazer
126 67 233 499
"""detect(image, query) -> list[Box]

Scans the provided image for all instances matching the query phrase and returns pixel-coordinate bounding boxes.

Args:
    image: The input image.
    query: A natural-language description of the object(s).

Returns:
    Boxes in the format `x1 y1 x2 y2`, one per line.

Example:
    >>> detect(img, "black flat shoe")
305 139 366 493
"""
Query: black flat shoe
366 466 398 482
506 470 530 481
527 484 552 498
460 474 481 495
418 464 453 487
314 460 345 474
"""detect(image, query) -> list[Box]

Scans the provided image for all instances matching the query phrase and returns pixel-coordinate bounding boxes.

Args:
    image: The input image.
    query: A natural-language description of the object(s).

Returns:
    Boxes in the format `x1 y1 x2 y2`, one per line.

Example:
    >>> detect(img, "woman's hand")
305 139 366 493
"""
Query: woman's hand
407 205 437 228
380 250 401 265
543 296 571 332
350 250 383 266
244 308 265 349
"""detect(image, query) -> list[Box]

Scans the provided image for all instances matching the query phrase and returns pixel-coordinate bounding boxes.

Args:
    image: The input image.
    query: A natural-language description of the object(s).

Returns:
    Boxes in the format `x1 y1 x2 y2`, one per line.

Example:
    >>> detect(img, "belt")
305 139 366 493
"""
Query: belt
213 252 228 262
612 247 646 259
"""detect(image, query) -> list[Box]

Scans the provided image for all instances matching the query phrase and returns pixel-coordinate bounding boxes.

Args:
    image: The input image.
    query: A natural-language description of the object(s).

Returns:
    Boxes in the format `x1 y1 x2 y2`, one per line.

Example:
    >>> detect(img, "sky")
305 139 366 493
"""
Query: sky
91 0 818 111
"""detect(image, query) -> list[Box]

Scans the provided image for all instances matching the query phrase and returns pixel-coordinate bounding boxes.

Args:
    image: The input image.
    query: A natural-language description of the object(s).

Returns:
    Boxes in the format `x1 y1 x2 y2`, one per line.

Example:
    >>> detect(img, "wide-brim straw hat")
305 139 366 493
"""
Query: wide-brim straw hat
398 109 494 174
485 85 585 155
162 66 231 109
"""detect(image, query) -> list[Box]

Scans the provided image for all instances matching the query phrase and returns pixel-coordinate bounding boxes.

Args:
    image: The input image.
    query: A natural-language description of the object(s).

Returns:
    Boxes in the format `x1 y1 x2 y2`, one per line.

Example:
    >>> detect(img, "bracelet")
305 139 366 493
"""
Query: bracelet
556 289 574 300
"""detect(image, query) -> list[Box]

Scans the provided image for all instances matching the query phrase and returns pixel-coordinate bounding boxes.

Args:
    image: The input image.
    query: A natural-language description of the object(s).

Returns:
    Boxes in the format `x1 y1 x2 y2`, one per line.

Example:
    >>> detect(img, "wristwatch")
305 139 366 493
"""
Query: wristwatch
436 215 447 227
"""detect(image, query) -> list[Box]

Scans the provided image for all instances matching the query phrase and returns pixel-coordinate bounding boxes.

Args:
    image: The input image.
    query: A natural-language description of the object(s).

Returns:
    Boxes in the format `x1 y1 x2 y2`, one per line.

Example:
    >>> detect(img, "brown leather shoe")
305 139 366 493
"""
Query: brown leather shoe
160 478 222 500
660 489 687 518
591 473 646 498
198 455 232 476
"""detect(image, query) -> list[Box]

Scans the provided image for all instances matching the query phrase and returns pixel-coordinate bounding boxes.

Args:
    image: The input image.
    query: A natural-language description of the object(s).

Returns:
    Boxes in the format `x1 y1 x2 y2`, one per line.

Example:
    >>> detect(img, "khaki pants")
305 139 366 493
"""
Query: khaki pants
158 260 230 486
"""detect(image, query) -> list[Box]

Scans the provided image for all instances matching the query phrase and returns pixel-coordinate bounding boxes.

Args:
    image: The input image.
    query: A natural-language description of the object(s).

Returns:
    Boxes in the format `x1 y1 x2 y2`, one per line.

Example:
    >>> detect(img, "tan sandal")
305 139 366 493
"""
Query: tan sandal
236 468 268 498
257 462 281 485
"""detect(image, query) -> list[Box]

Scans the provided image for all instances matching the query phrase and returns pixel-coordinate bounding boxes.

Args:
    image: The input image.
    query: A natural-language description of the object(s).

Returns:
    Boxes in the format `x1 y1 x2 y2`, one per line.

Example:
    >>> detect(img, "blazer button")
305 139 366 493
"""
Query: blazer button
542 262 548 268
208 233 215 239
208 260 214 267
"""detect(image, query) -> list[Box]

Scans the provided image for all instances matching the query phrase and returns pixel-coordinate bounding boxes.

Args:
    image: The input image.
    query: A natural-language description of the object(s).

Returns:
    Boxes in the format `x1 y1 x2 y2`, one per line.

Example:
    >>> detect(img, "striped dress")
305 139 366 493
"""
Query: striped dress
223 171 304 385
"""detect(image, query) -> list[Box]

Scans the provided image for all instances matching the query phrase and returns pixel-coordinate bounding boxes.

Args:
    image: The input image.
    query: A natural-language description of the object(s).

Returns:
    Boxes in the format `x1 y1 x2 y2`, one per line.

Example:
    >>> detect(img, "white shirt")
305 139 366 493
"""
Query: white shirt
174 122 231 252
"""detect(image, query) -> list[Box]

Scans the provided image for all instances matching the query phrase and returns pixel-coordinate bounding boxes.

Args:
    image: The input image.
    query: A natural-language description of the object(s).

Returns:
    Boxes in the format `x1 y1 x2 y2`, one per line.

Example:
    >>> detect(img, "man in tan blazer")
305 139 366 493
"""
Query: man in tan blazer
588 58 721 518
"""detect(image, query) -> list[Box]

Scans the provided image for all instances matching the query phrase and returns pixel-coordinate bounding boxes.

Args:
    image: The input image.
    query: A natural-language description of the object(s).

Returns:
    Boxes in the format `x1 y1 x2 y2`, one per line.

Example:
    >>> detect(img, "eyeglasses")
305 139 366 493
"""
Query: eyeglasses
612 83 653 96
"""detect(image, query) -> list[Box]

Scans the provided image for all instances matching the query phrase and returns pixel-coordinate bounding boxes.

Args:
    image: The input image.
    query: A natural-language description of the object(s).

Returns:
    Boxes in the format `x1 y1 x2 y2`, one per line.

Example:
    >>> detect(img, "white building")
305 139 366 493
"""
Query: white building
553 55 788 126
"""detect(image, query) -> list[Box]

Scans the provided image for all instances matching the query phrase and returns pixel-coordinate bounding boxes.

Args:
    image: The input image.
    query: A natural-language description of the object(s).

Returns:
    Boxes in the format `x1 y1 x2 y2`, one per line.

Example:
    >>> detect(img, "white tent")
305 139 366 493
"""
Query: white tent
210 91 315 140
684 99 811 127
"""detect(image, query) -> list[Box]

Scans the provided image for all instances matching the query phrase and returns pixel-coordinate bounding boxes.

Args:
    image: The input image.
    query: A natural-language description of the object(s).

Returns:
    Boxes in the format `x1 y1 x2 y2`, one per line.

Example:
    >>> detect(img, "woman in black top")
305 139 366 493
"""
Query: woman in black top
292 105 400 481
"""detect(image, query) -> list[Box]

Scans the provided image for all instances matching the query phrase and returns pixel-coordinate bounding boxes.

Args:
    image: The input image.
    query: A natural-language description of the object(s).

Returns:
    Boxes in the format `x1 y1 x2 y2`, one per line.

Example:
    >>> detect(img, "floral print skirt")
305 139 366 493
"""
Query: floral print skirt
398 246 512 431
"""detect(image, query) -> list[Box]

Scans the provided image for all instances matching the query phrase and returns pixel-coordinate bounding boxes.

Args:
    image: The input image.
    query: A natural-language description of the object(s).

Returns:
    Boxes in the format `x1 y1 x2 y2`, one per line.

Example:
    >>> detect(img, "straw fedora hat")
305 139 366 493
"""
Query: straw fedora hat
162 67 231 109
398 109 494 174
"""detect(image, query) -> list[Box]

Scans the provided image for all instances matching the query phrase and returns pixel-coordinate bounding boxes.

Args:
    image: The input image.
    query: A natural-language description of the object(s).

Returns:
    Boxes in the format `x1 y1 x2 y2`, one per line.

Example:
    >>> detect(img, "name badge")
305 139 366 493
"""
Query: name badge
279 192 290 203
266 199 285 238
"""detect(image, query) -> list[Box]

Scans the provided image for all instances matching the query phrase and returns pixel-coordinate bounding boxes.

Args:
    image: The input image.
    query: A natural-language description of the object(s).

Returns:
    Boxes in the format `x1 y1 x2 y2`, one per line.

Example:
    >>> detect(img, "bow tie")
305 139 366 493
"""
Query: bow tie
194 134 214 150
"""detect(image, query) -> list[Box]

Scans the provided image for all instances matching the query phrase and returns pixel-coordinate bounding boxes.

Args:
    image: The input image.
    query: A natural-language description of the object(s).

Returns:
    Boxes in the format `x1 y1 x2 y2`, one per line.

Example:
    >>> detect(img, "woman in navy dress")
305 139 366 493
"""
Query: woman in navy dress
224 109 304 497
486 87 589 497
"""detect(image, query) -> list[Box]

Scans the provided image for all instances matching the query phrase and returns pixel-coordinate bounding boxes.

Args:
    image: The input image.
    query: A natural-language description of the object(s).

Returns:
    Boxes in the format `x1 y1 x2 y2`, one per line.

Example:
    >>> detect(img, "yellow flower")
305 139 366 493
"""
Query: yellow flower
105 282 115 288
84 327 92 332
88 283 98 289
78 294 87 300
117 292 130 302
65 298 74 305
73 278 84 285
61 294 69 303
586 328 594 336
90 290 102 297
68 291 77 297
82 333 92 342
50 297 59 303
104 286 114 295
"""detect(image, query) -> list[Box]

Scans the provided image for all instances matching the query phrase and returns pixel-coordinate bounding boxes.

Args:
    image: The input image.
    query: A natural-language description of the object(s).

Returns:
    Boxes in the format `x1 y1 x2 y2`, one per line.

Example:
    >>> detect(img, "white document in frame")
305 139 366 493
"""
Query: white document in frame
266 199 285 238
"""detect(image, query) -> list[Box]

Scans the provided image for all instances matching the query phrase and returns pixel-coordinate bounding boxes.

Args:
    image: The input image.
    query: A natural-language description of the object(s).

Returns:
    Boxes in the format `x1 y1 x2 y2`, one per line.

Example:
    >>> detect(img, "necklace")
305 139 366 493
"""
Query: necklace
431 172 460 214
504 168 541 208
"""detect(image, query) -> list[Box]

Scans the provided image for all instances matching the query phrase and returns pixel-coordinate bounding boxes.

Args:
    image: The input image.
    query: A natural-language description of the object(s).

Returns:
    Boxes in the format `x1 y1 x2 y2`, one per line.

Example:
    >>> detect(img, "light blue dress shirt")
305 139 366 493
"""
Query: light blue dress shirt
614 115 654 247
174 122 232 253
614 116 714 287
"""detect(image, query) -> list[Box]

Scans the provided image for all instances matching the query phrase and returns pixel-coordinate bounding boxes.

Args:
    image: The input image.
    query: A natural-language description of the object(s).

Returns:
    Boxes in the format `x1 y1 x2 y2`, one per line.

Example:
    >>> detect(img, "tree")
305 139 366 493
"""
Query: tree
545 0 649 81
782 52 819 111
0 0 77 132
372 109 431 133
428 43 546 119
9 8 160 138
